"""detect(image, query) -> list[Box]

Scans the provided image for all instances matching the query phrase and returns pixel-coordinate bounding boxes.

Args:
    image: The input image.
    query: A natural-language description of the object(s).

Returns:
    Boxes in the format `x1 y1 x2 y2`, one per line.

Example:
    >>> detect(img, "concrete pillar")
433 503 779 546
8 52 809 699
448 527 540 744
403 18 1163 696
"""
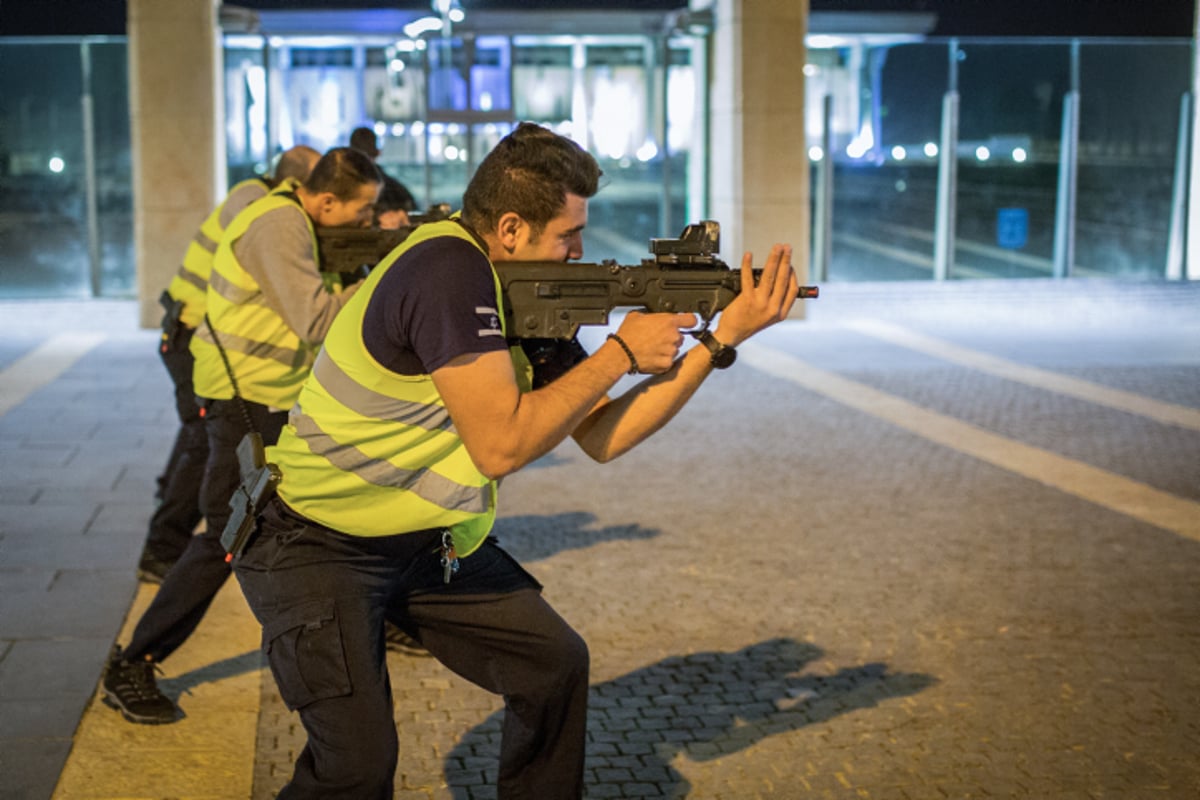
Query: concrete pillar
128 0 223 327
702 0 810 302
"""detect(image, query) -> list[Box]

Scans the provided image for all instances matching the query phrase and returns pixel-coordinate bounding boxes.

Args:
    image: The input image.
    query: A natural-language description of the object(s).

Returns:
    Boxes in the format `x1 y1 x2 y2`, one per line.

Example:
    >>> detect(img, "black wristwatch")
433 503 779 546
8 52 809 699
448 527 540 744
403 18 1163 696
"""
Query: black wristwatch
696 330 736 369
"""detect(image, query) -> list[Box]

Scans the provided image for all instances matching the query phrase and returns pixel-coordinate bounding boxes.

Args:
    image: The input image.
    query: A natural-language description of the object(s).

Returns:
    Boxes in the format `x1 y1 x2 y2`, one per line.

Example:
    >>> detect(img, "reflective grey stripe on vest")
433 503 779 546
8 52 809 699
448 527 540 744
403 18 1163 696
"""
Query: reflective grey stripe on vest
194 230 219 254
195 323 307 368
208 269 268 307
312 350 454 433
290 409 489 514
174 265 207 292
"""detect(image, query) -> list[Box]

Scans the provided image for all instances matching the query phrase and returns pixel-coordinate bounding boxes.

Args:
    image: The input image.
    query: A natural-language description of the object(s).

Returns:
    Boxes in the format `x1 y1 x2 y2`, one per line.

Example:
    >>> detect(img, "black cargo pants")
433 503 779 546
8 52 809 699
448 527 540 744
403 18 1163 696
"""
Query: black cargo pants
126 398 286 662
143 325 206 563
234 497 590 800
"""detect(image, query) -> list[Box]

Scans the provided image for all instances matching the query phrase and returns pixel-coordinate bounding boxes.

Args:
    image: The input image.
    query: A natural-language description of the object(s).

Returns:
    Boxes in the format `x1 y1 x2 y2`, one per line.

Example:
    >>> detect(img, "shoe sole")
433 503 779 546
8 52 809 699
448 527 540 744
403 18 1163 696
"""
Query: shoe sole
385 644 433 657
136 571 165 585
101 691 178 725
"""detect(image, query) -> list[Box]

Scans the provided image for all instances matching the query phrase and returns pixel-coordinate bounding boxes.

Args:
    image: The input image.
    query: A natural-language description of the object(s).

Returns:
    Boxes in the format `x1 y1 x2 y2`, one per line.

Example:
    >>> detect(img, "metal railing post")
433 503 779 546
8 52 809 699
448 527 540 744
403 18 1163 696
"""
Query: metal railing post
81 39 103 297
1053 41 1081 280
812 93 833 282
1167 92 1191 280
933 39 960 281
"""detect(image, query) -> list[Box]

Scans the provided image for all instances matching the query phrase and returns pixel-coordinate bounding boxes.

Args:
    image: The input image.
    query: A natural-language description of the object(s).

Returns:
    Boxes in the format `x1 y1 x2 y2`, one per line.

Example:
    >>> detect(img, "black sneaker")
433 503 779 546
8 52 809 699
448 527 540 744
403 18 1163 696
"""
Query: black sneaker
102 648 179 724
384 622 431 657
137 553 175 584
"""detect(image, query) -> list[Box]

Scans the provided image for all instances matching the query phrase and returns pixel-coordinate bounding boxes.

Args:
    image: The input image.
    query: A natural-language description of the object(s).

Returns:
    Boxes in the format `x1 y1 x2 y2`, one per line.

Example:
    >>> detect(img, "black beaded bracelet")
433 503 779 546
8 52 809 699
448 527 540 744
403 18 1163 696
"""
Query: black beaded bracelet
606 333 640 374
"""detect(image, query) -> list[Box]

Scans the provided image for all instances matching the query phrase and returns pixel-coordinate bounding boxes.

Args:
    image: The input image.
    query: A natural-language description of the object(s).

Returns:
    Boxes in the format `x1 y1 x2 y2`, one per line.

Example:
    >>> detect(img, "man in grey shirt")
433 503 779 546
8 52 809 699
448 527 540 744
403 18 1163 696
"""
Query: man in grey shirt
141 144 321 583
102 147 381 725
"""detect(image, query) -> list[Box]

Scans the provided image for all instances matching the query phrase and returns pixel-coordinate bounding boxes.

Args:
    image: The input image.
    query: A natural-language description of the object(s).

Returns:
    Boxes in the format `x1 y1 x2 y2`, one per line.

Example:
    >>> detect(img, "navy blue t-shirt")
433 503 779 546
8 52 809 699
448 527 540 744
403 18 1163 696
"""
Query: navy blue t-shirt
362 236 508 375
361 233 589 381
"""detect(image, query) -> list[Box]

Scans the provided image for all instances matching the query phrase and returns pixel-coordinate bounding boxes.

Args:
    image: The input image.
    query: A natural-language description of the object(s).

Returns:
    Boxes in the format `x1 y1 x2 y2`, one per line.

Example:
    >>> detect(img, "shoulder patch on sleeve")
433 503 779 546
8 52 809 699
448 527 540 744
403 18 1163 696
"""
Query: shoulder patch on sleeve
476 306 503 337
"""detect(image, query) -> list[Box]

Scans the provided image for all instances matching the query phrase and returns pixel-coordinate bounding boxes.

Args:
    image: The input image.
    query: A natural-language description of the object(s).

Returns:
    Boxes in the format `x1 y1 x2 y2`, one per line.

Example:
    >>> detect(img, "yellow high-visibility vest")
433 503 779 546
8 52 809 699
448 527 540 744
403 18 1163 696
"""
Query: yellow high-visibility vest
190 192 325 408
167 178 268 328
269 219 533 555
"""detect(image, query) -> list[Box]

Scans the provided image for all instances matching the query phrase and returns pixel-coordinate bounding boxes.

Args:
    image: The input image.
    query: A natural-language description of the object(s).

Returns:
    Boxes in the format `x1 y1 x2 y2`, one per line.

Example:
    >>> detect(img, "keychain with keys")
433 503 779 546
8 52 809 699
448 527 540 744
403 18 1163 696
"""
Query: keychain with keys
439 530 460 584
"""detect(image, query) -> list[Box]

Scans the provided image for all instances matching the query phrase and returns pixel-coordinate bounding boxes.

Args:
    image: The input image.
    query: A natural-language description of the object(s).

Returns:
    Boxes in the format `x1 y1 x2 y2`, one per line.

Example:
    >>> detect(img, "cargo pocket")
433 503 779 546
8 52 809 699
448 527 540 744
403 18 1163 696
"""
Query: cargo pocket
262 598 352 711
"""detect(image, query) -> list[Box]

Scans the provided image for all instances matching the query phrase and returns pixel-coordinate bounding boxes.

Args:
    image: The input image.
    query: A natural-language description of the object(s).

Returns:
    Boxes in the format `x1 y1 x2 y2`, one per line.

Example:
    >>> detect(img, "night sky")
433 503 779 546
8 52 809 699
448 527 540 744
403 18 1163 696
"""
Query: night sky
0 0 1193 38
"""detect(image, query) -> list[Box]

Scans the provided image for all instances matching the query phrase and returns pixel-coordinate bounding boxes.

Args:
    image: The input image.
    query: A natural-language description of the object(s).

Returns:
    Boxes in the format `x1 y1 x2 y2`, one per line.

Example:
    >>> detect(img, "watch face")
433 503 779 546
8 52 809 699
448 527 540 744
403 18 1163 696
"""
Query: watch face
711 345 736 369
701 332 736 368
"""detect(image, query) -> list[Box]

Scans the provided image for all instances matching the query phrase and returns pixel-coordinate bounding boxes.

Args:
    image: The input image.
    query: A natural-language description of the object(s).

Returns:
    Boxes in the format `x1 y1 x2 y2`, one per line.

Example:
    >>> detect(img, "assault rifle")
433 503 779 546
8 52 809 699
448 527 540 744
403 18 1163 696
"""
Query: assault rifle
319 203 452 284
316 219 818 339
406 202 453 225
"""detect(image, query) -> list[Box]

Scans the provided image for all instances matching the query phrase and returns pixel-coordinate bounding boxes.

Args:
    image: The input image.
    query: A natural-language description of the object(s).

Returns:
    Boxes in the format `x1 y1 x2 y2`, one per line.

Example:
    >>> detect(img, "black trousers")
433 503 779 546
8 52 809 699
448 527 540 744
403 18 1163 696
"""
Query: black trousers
234 498 590 800
126 398 286 663
142 327 206 563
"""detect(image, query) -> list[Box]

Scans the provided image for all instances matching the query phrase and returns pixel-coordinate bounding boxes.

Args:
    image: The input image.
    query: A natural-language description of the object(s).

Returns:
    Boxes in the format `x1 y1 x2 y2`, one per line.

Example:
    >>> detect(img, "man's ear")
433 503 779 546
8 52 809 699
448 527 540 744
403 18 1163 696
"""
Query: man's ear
496 212 524 254
310 192 338 226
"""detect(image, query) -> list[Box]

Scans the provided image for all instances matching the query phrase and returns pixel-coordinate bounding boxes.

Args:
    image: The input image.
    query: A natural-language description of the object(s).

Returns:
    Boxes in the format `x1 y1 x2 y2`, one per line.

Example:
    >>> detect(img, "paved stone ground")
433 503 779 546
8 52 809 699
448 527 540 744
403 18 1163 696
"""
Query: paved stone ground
0 302 174 800
2 284 1196 799
250 281 1200 799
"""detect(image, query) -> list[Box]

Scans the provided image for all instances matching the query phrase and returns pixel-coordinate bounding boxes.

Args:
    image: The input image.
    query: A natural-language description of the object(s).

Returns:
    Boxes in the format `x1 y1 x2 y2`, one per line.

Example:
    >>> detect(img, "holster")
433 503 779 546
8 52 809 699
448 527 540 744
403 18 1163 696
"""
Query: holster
158 290 186 352
220 432 281 562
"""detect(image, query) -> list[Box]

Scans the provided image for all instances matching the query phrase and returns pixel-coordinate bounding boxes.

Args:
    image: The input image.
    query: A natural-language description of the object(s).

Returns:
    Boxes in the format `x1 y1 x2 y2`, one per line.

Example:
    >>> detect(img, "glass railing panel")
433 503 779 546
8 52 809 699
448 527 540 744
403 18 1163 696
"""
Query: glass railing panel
665 49 695 235
585 157 668 264
665 148 689 238
951 40 1070 279
90 40 133 296
1075 40 1191 278
0 41 91 297
822 42 948 281
812 37 1194 283
3 33 1191 300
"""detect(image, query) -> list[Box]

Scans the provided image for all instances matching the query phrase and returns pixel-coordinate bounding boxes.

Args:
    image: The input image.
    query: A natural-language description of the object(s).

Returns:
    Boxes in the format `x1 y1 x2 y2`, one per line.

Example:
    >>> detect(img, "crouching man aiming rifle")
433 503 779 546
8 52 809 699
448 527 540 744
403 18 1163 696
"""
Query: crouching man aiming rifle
231 121 800 799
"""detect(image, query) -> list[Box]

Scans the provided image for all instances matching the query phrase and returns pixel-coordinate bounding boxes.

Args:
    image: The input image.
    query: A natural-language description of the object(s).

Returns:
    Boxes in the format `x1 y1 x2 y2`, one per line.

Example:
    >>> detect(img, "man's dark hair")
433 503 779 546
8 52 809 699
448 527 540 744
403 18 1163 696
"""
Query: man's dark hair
377 175 416 214
349 126 380 158
304 147 382 200
462 122 602 237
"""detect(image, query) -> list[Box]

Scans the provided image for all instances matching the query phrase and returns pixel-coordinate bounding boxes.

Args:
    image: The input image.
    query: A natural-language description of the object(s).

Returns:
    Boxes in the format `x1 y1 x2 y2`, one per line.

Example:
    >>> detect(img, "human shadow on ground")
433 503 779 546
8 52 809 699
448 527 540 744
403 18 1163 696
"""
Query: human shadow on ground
159 512 656 697
158 649 264 703
443 637 938 799
489 511 660 563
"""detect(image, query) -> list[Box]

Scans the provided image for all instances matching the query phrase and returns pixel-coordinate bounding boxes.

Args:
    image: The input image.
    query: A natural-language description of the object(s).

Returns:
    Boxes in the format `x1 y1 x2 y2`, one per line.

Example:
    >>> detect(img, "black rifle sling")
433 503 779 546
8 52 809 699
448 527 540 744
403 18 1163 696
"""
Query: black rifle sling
202 313 258 437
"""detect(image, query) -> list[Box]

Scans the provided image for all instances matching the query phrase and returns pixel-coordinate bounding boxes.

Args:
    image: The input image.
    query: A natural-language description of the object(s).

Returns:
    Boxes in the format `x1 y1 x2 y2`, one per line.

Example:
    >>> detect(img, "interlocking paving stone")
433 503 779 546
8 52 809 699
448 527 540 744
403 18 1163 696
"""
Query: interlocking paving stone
3 285 1199 799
